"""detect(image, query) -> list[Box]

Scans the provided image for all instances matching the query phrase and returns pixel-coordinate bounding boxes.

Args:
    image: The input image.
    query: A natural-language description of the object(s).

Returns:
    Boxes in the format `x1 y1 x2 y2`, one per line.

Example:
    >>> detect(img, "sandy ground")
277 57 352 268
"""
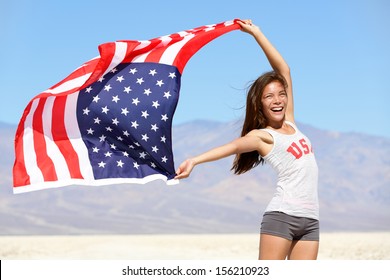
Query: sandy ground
0 232 389 260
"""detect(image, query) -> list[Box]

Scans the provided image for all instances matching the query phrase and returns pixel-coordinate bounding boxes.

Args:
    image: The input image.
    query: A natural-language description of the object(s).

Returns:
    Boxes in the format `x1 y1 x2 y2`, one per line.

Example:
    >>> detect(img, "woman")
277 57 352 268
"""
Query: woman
174 20 319 260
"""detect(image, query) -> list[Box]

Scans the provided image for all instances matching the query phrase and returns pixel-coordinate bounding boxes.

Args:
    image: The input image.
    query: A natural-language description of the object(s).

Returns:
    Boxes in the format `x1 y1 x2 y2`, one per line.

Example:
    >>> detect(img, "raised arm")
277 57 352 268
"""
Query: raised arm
238 20 294 122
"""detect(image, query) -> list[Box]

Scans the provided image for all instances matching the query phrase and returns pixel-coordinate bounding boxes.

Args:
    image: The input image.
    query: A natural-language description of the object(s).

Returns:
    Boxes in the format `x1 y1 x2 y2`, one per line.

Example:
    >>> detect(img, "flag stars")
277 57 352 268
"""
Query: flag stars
163 91 171 99
123 130 130 137
132 98 140 106
139 152 147 159
123 86 132 93
143 88 152 96
112 118 119 126
94 117 101 124
129 68 137 74
98 161 106 168
161 156 168 163
141 110 149 119
161 114 168 122
136 77 144 85
105 151 112 157
93 95 100 103
152 101 160 109
141 134 149 142
87 128 94 135
104 84 112 91
151 124 159 131
149 69 157 76
131 121 139 129
99 135 106 142
112 95 120 103
92 147 99 153
152 146 159 153
116 75 124 82
83 107 90 115
122 151 129 157
160 136 167 143
110 143 117 150
106 126 113 132
156 80 164 87
101 106 110 114
168 72 176 79
133 162 140 169
121 108 129 116
110 68 118 74
117 160 124 167
85 86 93 93
98 76 105 82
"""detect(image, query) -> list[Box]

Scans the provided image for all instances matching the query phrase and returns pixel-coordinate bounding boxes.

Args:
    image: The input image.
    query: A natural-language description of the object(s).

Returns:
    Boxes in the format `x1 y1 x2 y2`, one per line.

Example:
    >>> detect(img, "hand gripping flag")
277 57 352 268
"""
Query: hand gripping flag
13 19 240 193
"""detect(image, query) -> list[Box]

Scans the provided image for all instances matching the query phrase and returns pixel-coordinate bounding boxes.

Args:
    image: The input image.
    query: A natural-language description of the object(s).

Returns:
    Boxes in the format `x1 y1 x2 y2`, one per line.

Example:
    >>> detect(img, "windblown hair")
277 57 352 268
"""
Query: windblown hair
231 71 288 175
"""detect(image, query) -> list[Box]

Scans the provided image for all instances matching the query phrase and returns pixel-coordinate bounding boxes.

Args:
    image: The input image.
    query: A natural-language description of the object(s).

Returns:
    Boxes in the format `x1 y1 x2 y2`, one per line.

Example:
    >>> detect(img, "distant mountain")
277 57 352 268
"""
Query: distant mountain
1 120 389 235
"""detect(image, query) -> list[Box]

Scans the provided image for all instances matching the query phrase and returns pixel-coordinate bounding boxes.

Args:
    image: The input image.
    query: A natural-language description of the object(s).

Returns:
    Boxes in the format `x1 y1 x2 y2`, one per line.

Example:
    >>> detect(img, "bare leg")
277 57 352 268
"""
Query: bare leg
288 240 319 260
258 234 292 260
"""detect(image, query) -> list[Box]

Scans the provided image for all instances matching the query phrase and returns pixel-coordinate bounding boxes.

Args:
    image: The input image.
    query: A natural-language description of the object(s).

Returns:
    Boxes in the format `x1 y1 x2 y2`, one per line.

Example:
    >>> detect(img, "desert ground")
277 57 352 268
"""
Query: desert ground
0 232 389 260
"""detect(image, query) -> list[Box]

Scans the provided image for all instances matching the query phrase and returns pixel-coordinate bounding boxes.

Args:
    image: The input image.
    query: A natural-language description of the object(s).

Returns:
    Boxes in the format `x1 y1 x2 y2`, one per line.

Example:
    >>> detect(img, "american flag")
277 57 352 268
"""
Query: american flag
13 19 240 193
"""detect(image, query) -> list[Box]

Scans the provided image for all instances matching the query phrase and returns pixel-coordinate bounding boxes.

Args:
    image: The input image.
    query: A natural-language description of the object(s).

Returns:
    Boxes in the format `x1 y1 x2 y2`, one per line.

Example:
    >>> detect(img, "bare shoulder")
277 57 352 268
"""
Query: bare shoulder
246 129 273 144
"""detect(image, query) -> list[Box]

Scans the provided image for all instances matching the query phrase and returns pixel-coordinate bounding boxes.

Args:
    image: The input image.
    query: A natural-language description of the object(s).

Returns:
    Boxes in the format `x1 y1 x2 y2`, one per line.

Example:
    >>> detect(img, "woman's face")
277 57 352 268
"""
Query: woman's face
260 80 288 125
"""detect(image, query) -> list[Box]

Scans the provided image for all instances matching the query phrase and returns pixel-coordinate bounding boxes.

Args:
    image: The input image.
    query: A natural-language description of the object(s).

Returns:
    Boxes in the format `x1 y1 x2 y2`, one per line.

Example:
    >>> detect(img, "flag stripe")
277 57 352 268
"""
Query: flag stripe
52 96 84 179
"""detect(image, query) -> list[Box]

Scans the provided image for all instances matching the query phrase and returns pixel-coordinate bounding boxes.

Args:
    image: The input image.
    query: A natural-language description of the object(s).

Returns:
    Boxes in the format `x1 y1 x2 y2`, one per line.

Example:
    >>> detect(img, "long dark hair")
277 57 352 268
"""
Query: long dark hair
231 71 287 174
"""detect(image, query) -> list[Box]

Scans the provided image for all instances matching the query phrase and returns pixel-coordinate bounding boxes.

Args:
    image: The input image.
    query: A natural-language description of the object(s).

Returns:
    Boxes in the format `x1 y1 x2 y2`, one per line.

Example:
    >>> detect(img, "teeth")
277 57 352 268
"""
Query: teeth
272 107 283 111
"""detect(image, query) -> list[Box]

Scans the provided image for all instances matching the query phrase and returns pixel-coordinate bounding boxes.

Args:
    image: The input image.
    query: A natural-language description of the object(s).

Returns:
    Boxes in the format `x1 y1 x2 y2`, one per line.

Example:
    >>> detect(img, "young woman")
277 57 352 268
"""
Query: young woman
174 20 319 260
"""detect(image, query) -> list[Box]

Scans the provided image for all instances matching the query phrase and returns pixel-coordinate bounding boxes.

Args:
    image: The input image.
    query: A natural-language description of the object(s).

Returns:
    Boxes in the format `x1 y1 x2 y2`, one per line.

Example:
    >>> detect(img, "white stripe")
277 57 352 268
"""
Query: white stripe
42 96 71 180
64 92 95 180
22 99 44 184
159 33 195 65
101 42 128 76
43 73 91 94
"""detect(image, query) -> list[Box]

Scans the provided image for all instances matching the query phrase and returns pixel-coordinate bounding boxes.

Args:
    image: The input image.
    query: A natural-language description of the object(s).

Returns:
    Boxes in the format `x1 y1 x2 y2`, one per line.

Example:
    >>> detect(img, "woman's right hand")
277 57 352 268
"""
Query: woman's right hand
174 158 196 179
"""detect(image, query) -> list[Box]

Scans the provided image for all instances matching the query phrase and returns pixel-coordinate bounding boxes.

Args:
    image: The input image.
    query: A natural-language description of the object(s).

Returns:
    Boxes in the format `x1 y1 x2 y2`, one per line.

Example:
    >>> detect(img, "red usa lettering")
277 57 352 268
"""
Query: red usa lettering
286 138 313 159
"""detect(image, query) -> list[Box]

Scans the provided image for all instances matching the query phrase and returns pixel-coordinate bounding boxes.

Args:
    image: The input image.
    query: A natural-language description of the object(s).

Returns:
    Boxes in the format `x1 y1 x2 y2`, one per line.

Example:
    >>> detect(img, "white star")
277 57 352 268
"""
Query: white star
112 118 119 125
123 86 132 93
163 91 171 99
104 84 112 91
110 143 117 150
152 146 159 153
92 147 99 153
83 107 90 115
99 135 106 142
152 101 160 109
139 151 147 159
117 160 124 167
112 95 120 103
160 136 166 143
141 110 149 119
106 126 113 132
110 68 118 74
123 151 129 157
156 80 164 87
94 117 101 124
102 106 109 114
93 95 100 103
143 88 152 96
136 77 144 85
141 134 149 141
121 108 129 116
116 75 124 82
132 98 140 106
161 156 168 163
133 162 140 169
151 124 159 131
85 86 93 93
129 68 137 74
168 72 176 79
87 128 94 135
151 162 157 168
104 151 112 157
98 161 106 168
117 136 123 141
98 76 105 82
161 114 168 121
123 130 130 137
149 69 157 76
131 121 139 129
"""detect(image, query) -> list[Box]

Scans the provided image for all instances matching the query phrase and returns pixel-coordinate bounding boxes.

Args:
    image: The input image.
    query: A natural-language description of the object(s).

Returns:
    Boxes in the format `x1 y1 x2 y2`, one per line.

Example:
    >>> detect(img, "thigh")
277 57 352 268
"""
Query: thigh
258 233 292 260
288 240 319 260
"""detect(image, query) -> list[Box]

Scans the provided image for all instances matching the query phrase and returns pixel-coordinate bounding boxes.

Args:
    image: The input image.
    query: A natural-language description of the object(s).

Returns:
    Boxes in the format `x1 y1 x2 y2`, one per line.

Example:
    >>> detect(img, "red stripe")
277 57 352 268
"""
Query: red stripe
33 98 58 182
144 33 185 63
13 102 32 187
52 96 84 179
173 20 240 73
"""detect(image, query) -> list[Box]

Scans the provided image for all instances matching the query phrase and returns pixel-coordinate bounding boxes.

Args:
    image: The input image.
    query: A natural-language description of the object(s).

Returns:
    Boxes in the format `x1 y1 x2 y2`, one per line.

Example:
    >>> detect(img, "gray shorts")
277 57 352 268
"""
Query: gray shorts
260 211 320 241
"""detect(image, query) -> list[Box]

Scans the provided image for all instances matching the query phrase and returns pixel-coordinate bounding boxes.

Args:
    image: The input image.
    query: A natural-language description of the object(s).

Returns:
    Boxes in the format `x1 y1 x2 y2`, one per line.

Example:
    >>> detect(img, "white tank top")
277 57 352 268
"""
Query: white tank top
261 121 319 220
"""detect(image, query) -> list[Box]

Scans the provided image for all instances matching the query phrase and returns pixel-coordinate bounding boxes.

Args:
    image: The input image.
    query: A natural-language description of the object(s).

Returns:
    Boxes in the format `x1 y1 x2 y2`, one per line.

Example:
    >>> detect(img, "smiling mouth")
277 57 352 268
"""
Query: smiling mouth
271 107 283 112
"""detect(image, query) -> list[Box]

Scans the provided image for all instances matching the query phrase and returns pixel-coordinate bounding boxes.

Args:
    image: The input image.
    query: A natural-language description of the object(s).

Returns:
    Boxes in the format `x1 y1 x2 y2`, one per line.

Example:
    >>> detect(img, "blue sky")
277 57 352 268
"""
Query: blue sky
1 0 389 138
